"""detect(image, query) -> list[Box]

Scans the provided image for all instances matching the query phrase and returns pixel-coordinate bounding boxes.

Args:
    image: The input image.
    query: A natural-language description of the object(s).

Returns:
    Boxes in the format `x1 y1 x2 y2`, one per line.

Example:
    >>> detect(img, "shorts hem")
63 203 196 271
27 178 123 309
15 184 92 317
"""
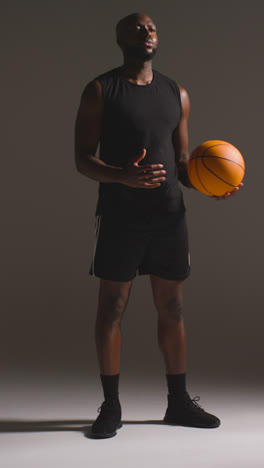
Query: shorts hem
137 267 191 281
89 271 136 282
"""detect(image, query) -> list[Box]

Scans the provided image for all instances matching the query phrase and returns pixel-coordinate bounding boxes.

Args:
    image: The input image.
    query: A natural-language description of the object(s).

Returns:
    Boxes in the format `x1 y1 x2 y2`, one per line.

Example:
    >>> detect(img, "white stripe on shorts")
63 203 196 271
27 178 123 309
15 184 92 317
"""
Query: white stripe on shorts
91 214 102 276
188 251 191 266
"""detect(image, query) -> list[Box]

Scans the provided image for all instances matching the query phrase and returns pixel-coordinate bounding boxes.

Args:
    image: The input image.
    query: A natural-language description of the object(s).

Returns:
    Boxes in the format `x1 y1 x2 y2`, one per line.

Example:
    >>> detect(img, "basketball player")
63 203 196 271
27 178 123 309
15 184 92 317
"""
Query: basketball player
74 12 243 439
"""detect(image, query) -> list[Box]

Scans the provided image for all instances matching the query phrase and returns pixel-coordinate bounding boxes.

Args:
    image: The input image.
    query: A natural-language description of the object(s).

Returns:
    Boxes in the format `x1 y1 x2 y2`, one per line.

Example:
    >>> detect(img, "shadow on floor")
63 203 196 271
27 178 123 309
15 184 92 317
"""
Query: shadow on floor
0 419 164 438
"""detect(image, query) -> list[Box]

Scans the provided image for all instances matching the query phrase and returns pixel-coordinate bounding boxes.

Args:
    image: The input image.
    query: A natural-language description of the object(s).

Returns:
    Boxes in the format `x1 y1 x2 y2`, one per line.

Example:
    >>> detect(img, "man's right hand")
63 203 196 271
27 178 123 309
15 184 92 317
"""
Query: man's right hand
118 148 166 188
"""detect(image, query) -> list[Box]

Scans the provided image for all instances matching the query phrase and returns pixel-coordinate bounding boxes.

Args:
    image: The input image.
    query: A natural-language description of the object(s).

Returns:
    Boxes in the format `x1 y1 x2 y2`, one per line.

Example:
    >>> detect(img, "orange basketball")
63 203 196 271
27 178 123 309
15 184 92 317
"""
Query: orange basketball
187 140 245 196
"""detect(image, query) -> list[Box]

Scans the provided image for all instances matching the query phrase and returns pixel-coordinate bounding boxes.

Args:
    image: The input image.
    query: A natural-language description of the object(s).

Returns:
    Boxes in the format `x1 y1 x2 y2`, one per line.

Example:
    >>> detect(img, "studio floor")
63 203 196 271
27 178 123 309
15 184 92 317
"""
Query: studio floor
0 375 263 468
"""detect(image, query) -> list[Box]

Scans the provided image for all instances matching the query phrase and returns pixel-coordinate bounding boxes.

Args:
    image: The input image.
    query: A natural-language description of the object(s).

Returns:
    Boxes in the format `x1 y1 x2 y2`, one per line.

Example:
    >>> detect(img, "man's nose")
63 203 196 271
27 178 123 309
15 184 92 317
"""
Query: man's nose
141 27 151 39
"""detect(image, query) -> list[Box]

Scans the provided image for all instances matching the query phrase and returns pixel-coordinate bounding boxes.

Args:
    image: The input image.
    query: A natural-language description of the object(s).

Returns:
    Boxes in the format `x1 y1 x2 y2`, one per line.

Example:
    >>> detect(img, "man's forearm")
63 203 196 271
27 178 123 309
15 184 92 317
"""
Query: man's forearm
177 160 194 189
75 154 122 183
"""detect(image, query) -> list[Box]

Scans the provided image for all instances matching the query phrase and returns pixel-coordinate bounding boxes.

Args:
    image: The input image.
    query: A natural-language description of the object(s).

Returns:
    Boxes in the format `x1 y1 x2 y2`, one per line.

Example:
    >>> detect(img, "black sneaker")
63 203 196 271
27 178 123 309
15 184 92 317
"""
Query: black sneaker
163 391 221 428
91 400 122 438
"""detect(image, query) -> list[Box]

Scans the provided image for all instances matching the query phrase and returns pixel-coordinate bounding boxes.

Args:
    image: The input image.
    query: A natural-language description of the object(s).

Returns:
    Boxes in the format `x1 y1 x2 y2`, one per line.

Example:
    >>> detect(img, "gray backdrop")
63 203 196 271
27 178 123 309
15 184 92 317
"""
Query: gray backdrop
1 0 263 393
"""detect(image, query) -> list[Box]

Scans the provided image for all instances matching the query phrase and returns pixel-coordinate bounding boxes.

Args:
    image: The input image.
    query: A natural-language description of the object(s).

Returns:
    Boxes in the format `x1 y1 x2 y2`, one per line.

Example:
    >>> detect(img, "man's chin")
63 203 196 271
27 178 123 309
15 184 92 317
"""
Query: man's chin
125 46 158 61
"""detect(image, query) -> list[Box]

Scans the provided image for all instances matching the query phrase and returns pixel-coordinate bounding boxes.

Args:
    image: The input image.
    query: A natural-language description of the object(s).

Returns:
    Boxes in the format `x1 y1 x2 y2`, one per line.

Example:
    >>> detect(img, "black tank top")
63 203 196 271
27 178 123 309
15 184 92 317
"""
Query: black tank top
90 66 186 217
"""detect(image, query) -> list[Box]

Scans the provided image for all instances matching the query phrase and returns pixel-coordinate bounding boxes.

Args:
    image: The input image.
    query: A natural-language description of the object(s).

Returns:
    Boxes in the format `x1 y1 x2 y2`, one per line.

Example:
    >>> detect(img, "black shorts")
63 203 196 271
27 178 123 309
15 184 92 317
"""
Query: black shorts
89 211 191 282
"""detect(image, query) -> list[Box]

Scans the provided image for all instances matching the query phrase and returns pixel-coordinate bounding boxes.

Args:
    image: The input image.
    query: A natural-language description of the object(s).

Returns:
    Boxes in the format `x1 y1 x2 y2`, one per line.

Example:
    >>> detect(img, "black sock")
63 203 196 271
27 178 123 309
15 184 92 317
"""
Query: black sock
100 374 120 405
166 373 186 398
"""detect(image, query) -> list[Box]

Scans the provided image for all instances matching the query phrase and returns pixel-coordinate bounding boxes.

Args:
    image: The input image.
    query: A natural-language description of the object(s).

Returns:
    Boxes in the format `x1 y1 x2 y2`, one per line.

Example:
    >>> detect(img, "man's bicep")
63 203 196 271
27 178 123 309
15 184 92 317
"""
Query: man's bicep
173 86 190 163
173 115 189 162
74 80 103 158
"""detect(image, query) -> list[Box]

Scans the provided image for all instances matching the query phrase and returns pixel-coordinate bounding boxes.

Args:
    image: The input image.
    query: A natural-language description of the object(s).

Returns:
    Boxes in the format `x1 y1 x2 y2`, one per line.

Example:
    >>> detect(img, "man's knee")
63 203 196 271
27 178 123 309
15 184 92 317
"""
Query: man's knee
98 295 127 324
97 280 132 325
153 281 184 322
157 296 184 322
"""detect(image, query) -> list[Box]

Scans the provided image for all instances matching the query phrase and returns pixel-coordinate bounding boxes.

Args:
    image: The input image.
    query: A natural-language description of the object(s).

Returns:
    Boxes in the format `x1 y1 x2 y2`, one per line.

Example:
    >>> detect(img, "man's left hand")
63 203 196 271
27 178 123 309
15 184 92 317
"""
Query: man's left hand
211 183 244 200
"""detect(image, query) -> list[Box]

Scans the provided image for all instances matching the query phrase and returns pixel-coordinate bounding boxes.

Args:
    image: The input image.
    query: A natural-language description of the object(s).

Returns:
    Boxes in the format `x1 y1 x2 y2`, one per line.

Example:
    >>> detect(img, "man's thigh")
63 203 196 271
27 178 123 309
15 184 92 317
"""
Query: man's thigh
89 213 149 281
138 213 191 281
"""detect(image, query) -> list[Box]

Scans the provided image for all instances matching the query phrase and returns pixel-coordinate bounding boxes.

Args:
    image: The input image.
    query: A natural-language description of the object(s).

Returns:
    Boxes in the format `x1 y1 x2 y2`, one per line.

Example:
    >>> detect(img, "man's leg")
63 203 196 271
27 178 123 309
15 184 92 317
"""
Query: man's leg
95 278 133 374
150 275 186 374
150 274 220 428
91 278 132 438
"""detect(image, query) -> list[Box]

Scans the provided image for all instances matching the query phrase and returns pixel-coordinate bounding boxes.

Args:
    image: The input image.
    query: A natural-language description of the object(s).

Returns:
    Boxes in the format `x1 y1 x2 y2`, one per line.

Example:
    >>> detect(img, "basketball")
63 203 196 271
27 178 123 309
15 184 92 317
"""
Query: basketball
187 140 245 196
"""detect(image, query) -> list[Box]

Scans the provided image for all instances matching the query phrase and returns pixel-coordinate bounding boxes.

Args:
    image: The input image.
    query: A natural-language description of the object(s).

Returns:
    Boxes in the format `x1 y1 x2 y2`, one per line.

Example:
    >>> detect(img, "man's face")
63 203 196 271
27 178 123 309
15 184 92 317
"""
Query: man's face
118 14 158 61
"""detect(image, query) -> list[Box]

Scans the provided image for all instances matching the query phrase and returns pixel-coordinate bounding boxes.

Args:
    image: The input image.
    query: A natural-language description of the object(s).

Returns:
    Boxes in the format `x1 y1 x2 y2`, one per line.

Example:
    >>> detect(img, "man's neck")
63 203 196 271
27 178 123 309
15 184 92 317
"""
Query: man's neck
120 60 153 85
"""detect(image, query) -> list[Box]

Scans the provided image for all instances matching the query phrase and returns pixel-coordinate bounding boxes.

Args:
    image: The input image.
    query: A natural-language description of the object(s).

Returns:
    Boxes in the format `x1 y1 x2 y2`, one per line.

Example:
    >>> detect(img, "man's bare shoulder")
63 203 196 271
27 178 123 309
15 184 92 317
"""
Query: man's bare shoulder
178 85 189 100
81 67 120 99
178 85 190 115
81 79 102 101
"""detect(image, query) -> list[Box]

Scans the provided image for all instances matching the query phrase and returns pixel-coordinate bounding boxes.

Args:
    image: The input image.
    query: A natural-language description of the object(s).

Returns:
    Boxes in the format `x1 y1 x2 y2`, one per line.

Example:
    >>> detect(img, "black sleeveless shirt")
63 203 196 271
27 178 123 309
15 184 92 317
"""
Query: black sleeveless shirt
90 66 186 217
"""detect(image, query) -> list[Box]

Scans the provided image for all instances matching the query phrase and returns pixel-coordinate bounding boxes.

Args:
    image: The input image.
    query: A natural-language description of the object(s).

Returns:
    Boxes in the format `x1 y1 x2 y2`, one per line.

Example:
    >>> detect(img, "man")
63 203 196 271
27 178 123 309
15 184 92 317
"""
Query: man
74 12 243 439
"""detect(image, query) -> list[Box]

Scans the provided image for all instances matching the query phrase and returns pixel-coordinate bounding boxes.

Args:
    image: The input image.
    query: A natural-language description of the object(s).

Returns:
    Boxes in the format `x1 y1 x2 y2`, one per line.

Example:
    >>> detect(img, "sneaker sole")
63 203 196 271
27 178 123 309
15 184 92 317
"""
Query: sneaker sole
91 422 123 439
163 418 221 429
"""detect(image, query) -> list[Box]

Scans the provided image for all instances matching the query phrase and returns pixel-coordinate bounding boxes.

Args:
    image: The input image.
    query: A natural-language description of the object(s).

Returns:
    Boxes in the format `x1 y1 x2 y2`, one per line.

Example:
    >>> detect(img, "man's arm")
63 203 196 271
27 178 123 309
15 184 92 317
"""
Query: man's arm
74 79 123 183
172 85 193 188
